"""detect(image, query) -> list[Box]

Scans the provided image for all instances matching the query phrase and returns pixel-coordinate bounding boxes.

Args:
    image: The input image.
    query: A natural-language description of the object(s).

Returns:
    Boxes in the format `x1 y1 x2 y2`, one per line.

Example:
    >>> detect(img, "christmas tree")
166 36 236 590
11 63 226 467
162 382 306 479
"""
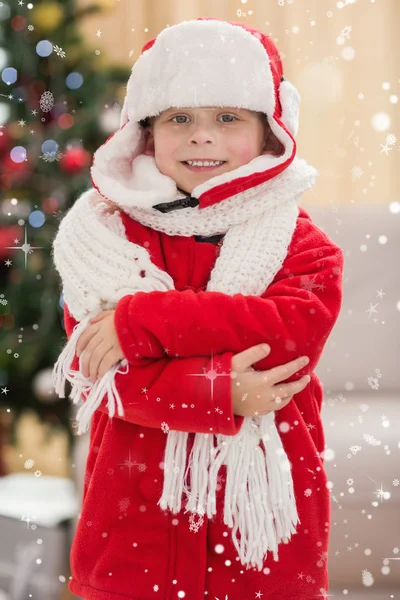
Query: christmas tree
0 0 130 456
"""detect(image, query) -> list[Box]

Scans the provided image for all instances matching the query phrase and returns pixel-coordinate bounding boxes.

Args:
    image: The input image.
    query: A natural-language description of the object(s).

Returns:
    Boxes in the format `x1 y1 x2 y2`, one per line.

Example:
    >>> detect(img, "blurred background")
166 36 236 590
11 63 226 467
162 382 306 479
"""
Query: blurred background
0 0 399 599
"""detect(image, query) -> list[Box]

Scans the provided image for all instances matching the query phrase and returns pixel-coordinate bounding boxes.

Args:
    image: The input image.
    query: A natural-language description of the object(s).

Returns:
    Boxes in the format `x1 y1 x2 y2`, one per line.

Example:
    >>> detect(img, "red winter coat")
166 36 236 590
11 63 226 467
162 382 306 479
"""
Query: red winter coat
65 203 343 600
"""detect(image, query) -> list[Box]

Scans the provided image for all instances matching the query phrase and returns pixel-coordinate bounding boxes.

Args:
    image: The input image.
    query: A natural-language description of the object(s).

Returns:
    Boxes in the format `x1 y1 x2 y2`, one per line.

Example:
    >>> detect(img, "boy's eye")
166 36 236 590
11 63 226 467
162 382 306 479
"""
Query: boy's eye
170 114 237 124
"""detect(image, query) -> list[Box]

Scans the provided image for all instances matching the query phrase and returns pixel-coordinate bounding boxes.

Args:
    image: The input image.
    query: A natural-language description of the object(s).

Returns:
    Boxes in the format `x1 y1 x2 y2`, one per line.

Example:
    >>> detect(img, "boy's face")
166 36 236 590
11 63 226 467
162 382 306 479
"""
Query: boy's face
143 107 281 195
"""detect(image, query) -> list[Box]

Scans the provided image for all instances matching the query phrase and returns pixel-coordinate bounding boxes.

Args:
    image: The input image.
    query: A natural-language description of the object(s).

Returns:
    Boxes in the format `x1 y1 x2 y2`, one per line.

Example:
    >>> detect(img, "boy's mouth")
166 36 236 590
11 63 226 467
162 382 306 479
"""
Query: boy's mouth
181 161 226 173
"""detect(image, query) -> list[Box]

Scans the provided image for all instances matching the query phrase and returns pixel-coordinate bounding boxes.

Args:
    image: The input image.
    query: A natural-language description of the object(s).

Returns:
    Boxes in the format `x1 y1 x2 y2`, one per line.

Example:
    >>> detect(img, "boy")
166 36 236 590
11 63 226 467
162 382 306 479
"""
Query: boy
52 18 343 600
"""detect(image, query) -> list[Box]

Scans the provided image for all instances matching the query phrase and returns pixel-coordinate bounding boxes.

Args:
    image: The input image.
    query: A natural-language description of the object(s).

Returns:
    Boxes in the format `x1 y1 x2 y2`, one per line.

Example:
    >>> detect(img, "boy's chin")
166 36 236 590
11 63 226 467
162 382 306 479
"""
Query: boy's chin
177 185 190 194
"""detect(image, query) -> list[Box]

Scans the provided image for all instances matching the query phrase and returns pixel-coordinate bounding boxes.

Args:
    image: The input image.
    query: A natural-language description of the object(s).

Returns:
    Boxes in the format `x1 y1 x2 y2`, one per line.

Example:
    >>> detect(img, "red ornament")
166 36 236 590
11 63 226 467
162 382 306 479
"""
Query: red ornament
11 15 26 31
0 127 12 152
0 154 32 189
2 154 29 173
0 225 21 259
60 147 91 174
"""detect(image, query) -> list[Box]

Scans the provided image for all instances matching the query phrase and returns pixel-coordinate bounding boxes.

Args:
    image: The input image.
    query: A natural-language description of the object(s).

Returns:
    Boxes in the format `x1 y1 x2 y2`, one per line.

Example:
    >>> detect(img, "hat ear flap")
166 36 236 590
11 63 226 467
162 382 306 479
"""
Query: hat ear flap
119 94 129 128
279 77 300 138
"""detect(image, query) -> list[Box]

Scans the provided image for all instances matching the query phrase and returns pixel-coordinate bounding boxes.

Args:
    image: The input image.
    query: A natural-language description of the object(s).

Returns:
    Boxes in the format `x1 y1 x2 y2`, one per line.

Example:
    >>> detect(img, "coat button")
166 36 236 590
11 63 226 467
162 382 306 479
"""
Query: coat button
138 475 163 500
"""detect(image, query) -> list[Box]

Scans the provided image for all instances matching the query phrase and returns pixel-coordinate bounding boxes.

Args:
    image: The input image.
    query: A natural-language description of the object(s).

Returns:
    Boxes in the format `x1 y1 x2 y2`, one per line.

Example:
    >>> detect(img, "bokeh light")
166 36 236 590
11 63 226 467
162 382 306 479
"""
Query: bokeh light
41 139 58 155
36 40 53 57
66 72 83 89
1 67 17 85
58 113 74 129
29 210 46 228
10 146 27 163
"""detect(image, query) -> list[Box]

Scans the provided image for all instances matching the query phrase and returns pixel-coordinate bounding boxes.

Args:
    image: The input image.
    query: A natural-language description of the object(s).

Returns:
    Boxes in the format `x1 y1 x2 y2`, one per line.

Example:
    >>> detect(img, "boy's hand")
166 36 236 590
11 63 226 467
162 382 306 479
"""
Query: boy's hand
76 310 126 382
231 344 310 417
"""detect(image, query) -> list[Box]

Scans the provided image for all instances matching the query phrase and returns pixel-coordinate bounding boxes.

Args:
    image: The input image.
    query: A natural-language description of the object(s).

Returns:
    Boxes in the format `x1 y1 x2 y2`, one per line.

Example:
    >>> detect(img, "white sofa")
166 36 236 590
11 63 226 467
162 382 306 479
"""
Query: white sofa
309 202 400 597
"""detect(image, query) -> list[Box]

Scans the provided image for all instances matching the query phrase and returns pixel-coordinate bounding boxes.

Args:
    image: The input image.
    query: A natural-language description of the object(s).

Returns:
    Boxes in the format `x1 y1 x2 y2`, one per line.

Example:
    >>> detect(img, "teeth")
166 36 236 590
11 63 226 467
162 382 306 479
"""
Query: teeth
186 160 224 167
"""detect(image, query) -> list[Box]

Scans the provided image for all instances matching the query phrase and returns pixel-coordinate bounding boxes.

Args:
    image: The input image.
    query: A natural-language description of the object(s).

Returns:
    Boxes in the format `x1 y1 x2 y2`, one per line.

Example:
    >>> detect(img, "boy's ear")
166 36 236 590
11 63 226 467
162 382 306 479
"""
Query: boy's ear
262 124 285 157
143 128 155 156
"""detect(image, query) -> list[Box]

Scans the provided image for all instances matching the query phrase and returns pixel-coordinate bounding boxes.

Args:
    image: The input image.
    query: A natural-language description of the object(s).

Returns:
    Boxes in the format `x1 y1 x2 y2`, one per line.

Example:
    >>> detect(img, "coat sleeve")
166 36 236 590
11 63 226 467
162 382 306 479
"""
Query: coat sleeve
114 218 344 387
63 303 244 436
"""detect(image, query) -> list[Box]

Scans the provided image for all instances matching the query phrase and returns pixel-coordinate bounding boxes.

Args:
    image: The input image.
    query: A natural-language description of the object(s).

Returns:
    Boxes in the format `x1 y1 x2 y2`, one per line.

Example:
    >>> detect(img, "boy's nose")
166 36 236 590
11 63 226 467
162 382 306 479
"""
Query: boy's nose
188 134 216 144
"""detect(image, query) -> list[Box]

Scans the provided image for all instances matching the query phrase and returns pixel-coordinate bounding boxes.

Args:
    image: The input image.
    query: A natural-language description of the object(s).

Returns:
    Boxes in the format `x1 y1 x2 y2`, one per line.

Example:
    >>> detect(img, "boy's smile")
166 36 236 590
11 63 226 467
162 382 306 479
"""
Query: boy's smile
181 159 227 174
142 106 282 194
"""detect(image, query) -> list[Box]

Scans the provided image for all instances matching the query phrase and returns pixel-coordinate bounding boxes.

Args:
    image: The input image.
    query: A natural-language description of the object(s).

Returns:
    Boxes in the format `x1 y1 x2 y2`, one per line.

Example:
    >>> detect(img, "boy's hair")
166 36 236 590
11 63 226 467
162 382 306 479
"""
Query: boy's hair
139 116 152 129
139 112 284 156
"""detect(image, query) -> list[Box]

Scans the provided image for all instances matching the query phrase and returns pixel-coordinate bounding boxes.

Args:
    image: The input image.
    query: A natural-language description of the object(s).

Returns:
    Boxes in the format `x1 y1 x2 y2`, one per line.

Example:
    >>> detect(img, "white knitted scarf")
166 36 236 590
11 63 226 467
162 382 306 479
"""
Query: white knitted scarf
52 154 317 571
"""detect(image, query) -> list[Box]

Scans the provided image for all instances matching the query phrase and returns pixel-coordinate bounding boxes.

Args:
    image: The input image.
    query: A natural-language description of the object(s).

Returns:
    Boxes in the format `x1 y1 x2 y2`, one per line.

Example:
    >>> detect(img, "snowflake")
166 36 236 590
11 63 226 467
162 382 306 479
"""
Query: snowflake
278 0 285 6
349 445 362 455
300 273 325 297
304 488 312 497
319 551 329 563
362 569 374 586
27 24 34 31
367 376 380 390
24 458 34 469
363 433 381 446
393 479 399 487
161 421 169 434
327 11 333 17
39 90 54 113
386 133 397 146
347 478 354 486
340 25 352 40
40 150 64 162
373 491 383 501
393 547 399 554
118 497 130 513
351 165 363 181
53 44 66 58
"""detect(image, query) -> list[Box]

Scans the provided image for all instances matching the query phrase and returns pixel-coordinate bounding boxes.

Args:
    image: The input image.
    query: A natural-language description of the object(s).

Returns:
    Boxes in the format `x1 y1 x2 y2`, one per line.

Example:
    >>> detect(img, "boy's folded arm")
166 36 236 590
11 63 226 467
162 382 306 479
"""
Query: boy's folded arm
63 303 243 436
99 351 243 435
115 229 344 379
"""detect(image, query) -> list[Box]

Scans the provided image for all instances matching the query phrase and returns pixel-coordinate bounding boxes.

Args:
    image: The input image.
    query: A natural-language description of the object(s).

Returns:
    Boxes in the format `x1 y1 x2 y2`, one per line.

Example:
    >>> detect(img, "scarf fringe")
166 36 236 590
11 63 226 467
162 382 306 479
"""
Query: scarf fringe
158 431 190 514
52 315 93 399
52 312 129 435
185 433 215 516
157 415 299 571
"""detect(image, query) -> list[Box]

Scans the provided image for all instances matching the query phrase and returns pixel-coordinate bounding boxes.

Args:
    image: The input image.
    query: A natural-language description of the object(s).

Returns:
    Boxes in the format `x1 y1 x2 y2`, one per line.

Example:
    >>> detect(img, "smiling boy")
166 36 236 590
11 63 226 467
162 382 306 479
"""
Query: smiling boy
53 18 343 600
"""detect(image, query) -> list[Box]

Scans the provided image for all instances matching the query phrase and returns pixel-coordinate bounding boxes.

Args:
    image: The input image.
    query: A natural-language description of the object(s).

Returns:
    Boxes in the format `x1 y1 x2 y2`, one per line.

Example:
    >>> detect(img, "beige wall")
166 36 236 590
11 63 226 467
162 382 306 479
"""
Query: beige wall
79 0 399 206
